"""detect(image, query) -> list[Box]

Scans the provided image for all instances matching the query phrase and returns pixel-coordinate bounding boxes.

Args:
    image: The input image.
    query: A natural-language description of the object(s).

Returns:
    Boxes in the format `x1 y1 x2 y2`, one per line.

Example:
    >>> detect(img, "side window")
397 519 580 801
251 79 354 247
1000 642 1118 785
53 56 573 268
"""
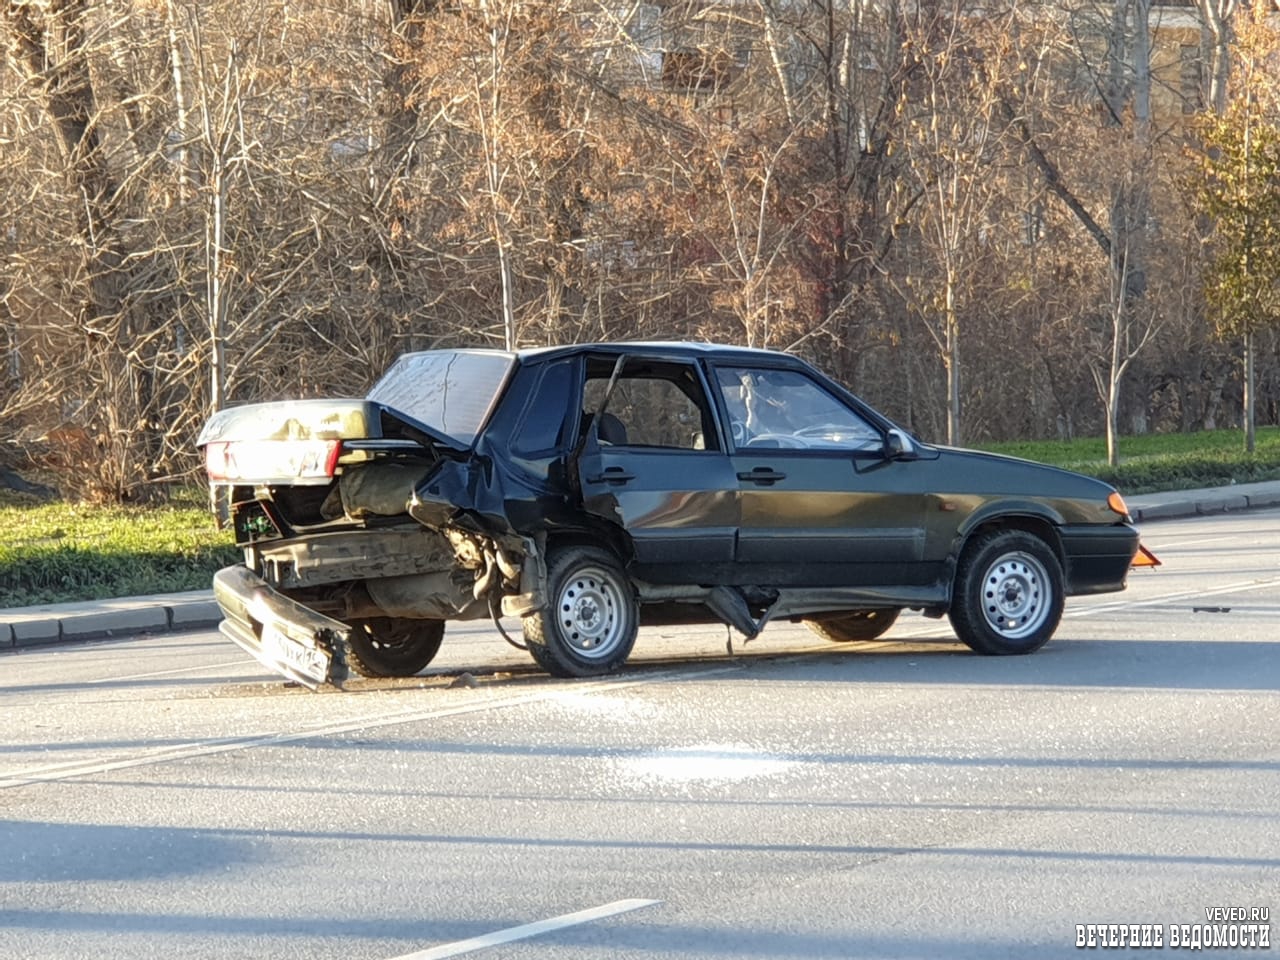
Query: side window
512 360 572 455
714 366 881 450
582 360 719 451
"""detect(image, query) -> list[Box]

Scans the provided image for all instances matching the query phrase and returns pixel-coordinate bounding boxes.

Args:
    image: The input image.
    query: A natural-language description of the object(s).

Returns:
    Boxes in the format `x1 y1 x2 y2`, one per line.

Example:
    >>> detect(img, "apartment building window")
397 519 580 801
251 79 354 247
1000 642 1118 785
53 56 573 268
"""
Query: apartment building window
625 4 663 79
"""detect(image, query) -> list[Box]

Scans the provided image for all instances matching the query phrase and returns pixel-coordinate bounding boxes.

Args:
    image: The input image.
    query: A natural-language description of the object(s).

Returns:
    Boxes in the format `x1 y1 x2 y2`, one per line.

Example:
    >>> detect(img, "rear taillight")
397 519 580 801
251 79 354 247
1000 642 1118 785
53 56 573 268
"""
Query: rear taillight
204 439 342 483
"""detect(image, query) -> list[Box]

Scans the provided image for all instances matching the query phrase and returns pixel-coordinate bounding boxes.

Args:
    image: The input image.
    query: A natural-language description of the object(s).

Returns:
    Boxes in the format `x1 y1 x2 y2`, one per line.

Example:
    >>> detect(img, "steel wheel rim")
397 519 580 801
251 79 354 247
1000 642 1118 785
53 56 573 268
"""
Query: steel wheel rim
557 565 628 659
979 551 1050 639
365 623 412 652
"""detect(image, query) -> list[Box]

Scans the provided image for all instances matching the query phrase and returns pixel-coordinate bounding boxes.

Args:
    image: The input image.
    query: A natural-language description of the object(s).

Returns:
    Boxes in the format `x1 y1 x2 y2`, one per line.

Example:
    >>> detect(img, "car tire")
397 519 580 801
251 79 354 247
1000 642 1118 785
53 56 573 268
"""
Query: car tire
522 546 638 678
346 617 445 678
949 530 1064 655
804 608 901 643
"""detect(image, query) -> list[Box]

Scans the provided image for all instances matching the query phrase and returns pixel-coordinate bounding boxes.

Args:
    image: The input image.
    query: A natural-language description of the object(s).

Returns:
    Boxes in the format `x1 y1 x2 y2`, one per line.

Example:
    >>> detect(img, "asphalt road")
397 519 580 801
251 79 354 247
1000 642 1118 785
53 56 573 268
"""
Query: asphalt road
2 510 1278 959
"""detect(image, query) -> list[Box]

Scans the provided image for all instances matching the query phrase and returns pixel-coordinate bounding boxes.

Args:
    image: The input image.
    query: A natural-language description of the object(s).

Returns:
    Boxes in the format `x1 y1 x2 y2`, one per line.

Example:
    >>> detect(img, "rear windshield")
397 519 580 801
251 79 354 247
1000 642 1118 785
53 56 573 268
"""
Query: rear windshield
367 350 515 445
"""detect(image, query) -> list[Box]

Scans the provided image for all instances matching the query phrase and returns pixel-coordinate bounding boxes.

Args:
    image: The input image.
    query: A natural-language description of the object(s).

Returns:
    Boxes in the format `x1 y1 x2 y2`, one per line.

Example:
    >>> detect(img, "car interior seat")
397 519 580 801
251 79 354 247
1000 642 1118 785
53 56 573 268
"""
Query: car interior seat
597 412 628 445
581 411 629 446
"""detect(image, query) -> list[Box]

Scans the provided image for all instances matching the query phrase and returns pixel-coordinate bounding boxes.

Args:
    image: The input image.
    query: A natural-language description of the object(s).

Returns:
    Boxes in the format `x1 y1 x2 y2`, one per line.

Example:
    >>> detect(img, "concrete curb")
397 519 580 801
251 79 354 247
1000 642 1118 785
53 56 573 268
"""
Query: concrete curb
1 591 221 651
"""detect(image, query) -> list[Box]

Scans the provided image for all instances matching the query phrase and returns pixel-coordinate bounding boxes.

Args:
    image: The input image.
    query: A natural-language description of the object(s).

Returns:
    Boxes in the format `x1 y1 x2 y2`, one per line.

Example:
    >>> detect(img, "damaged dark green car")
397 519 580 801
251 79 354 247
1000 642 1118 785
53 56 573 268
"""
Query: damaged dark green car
198 342 1154 689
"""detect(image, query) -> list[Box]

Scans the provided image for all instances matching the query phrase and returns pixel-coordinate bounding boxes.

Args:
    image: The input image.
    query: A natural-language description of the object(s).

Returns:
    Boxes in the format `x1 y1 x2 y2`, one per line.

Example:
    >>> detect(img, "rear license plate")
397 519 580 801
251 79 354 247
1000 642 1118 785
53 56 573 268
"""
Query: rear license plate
260 623 330 684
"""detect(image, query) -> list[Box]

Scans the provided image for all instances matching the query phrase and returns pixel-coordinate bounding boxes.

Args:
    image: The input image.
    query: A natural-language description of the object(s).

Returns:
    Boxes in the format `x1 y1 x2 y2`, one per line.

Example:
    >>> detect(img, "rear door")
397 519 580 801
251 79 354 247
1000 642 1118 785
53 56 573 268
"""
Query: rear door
575 354 739 584
710 362 930 587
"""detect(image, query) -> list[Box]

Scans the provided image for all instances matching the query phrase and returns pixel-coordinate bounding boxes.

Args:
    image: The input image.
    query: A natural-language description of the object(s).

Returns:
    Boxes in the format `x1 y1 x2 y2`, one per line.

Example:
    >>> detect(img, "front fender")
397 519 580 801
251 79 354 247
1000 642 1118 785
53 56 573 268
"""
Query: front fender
942 498 1067 571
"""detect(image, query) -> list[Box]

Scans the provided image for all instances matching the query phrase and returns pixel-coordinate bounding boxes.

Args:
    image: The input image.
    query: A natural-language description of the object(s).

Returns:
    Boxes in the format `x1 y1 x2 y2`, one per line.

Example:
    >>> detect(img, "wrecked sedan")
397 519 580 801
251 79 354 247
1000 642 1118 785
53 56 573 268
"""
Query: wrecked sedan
198 342 1150 688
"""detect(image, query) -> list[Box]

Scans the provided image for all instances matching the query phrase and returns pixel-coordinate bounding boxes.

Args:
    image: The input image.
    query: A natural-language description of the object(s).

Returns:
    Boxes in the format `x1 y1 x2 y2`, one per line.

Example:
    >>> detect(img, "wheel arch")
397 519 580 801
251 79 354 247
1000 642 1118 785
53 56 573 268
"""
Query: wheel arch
502 520 635 621
952 509 1066 575
542 520 634 570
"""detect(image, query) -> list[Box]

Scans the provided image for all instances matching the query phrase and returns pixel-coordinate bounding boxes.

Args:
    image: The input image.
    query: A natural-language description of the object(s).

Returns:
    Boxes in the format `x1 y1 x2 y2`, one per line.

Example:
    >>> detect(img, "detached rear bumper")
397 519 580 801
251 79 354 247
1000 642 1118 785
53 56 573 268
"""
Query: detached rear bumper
212 565 352 689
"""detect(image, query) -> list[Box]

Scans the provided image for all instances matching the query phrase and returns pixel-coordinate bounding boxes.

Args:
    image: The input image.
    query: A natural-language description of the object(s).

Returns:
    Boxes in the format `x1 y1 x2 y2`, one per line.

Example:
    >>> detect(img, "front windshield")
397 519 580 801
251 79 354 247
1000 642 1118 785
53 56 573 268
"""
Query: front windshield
367 351 514 445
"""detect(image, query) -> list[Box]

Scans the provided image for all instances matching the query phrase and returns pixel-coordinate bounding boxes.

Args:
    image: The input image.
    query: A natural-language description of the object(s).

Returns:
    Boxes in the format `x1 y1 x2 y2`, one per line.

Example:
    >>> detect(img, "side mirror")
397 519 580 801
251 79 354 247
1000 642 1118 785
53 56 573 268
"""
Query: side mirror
885 428 914 460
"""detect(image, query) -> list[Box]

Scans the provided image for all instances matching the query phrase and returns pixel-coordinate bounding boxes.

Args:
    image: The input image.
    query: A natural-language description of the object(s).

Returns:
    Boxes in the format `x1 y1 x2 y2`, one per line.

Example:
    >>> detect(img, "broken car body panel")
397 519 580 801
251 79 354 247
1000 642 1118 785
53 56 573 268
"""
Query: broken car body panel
200 343 1152 688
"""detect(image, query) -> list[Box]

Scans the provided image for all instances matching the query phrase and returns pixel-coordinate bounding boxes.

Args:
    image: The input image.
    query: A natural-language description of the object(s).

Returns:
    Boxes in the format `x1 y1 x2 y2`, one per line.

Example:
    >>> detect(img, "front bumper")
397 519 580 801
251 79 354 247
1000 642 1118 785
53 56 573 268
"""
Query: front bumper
212 565 352 689
1059 523 1142 596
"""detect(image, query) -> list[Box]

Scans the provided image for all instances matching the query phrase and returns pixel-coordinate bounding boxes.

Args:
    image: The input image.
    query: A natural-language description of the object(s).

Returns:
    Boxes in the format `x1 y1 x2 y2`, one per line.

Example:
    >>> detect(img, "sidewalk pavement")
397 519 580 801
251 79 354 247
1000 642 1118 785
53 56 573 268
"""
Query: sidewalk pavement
1124 478 1280 522
5 480 1280 652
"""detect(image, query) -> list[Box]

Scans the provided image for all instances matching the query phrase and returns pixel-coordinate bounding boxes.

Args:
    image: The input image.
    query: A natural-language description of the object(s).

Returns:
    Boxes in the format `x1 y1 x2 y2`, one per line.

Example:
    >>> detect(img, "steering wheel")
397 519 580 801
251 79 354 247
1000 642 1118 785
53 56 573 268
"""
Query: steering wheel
791 423 884 450
793 423 849 439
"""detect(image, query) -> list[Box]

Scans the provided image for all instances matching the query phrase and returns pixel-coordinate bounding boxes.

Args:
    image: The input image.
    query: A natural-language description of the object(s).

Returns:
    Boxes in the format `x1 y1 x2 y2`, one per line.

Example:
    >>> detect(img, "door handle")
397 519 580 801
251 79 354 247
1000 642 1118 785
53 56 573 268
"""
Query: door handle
587 466 635 484
737 467 786 484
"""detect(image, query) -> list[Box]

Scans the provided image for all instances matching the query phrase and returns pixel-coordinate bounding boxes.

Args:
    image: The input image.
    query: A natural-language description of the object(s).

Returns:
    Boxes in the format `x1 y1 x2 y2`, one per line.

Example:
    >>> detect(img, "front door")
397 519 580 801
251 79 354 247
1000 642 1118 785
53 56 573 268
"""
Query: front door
710 363 929 587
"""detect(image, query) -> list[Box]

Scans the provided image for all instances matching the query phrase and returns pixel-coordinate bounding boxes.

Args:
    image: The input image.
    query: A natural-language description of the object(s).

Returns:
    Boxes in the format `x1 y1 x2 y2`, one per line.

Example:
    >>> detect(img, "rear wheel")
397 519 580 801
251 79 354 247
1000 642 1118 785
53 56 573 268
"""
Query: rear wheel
522 546 638 678
805 608 901 643
949 530 1063 655
346 617 445 678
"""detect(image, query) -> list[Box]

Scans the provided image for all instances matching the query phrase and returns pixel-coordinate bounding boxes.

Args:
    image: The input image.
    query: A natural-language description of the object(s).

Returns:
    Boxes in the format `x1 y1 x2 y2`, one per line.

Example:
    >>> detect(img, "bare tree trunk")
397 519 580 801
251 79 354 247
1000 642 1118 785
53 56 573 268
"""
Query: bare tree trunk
1104 0 1129 125
1244 328 1256 453
166 0 196 199
1 225 17 385
7 0 124 320
385 0 439 174
758 0 796 124
1107 302 1123 467
946 305 960 447
1197 0 1239 114
477 3 516 349
207 144 230 525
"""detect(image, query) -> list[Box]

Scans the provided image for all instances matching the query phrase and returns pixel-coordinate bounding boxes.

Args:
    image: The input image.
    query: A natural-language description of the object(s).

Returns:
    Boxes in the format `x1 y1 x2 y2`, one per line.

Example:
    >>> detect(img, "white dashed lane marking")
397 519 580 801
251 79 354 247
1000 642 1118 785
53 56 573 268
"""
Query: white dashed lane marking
385 899 662 959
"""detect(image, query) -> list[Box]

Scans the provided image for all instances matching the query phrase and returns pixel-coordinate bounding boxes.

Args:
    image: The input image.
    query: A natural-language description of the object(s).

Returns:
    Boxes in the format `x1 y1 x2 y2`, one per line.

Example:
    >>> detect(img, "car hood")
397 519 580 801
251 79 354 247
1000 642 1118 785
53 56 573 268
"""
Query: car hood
928 444 1121 499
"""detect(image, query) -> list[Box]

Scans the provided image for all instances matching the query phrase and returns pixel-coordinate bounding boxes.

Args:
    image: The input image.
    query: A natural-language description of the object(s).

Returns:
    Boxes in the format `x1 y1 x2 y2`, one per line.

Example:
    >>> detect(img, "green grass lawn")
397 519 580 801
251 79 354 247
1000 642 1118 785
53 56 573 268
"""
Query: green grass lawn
2 426 1276 607
0 489 238 607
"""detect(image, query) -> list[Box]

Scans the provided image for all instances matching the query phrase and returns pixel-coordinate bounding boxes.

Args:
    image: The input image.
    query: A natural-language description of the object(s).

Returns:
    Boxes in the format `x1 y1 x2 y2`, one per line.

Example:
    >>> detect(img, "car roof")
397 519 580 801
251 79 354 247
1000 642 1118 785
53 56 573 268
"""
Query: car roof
512 341 797 365
389 342 800 367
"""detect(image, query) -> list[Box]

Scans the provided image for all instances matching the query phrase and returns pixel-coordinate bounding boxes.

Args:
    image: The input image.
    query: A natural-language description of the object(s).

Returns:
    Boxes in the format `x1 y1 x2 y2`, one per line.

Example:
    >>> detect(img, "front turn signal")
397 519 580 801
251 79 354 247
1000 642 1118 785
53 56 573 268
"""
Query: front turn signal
1107 491 1130 517
1131 543 1161 568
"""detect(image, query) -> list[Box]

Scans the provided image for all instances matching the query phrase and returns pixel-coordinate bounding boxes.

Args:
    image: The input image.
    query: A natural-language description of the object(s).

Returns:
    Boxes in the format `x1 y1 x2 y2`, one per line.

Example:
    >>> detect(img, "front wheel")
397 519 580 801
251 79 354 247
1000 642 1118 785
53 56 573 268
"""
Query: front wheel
346 617 445 678
522 546 638 678
948 530 1064 655
804 608 901 643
